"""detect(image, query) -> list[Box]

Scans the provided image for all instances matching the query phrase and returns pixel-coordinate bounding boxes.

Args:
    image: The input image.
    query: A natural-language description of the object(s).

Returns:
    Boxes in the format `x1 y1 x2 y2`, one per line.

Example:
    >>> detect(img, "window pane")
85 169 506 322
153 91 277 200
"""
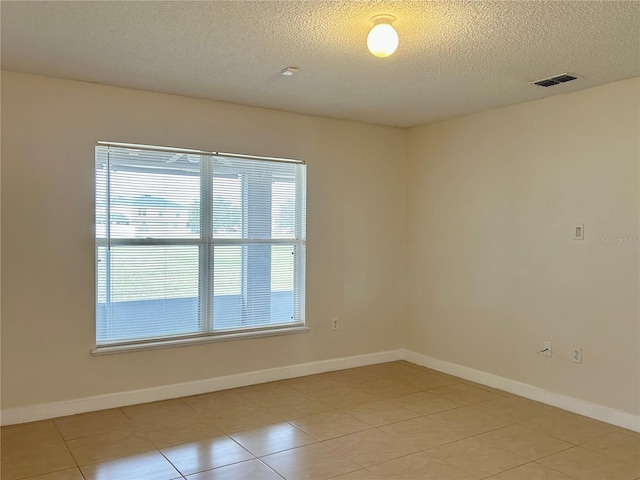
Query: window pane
212 175 242 239
212 156 299 240
212 244 296 330
96 245 201 344
96 164 107 239
271 245 295 322
104 148 200 239
212 245 242 329
213 245 241 296
272 181 296 239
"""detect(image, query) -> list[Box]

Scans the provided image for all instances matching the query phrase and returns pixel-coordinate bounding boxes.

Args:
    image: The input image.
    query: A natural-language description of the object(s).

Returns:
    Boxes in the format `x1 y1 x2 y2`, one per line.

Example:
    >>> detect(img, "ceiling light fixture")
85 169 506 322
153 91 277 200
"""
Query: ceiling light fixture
367 15 398 58
280 67 298 76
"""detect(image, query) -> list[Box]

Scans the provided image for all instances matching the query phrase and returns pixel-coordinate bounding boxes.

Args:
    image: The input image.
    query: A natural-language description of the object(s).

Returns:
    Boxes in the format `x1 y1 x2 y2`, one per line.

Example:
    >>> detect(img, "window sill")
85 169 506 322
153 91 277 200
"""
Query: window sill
91 325 310 356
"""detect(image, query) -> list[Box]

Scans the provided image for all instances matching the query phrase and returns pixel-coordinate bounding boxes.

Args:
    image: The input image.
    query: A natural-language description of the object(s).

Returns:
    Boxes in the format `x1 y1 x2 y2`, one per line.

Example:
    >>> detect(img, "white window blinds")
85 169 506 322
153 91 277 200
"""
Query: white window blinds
95 144 306 347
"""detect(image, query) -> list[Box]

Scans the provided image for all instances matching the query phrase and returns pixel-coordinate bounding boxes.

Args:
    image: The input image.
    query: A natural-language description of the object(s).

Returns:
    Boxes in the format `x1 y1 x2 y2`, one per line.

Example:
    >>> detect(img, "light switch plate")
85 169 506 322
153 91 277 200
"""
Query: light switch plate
573 224 584 240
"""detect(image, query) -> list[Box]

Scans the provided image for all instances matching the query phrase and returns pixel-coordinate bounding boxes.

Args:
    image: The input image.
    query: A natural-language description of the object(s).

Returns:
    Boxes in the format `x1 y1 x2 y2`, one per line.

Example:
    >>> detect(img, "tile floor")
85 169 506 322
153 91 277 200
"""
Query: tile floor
1 361 639 480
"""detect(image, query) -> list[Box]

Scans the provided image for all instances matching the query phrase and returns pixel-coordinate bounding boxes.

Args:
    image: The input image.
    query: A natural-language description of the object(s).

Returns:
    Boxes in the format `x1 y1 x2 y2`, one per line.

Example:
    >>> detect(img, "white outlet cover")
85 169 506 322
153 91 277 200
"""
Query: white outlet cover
573 224 584 240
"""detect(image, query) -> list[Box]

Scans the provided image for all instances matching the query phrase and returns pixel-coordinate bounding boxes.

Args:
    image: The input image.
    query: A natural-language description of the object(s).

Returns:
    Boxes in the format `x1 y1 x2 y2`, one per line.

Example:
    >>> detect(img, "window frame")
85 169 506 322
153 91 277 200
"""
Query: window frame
93 142 307 355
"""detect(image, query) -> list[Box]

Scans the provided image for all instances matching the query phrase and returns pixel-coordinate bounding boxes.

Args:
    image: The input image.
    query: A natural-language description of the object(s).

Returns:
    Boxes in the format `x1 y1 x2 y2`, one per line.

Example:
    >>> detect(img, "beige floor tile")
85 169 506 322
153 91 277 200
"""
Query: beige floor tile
185 459 283 479
328 469 380 479
161 435 254 476
379 416 467 450
463 381 513 397
581 431 640 466
264 396 334 420
357 378 423 399
428 371 468 383
368 450 479 479
322 368 382 385
520 410 620 445
308 386 380 409
79 450 181 480
289 411 372 441
427 437 528 478
282 373 344 394
486 462 576 479
0 448 77 480
395 360 426 369
358 362 421 378
138 413 224 448
236 382 302 405
343 401 420 427
427 406 514 436
1 422 76 480
1 421 66 448
250 390 312 409
429 384 503 405
182 389 255 414
538 446 640 480
471 396 553 423
391 391 462 415
395 371 464 390
407 365 442 374
324 428 421 467
476 424 574 460
620 429 640 440
261 443 360 480
54 409 135 440
19 468 85 480
122 398 197 426
207 404 285 433
66 427 155 465
229 422 317 457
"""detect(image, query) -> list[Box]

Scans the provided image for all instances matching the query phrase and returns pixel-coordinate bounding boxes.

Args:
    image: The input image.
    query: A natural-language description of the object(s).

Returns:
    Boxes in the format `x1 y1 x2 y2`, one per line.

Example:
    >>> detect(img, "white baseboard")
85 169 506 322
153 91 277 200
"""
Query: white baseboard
0 349 403 426
4 348 638 433
403 350 640 433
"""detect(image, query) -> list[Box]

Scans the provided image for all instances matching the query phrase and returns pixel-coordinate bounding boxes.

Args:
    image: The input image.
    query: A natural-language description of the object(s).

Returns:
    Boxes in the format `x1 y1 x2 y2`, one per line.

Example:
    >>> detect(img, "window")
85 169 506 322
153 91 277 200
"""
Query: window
95 143 306 349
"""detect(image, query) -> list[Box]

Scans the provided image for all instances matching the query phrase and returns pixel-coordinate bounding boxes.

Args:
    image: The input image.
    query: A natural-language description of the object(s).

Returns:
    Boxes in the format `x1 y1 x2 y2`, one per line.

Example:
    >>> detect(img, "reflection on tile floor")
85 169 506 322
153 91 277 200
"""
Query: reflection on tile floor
1 361 639 480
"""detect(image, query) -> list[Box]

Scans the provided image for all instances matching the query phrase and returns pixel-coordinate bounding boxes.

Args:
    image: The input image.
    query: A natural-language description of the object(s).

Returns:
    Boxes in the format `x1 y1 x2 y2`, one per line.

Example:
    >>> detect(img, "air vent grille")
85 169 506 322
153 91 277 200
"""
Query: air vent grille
530 73 578 87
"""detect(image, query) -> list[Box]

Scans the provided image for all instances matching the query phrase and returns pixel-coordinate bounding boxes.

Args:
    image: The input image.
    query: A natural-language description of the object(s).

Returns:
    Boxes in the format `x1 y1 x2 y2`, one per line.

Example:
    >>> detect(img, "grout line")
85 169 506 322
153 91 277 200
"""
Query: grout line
50 419 83 474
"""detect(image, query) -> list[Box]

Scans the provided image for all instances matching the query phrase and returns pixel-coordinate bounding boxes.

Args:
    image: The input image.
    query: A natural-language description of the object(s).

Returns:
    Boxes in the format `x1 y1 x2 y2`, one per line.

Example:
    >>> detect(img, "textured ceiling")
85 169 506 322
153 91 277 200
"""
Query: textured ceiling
2 1 639 127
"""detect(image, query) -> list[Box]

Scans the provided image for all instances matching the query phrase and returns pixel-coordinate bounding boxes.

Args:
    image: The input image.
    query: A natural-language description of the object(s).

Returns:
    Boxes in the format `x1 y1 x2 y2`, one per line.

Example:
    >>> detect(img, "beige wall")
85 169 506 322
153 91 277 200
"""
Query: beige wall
2 71 638 418
406 78 640 415
0 72 406 409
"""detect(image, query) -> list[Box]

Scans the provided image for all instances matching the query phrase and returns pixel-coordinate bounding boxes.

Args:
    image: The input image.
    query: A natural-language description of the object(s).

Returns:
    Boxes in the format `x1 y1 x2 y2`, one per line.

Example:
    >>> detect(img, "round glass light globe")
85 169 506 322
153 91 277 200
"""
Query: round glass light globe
367 23 399 58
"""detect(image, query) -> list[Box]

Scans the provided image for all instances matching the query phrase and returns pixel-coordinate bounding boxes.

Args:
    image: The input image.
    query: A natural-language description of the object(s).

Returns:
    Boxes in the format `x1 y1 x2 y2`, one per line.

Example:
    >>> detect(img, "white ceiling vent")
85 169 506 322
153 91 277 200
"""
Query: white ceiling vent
530 73 579 87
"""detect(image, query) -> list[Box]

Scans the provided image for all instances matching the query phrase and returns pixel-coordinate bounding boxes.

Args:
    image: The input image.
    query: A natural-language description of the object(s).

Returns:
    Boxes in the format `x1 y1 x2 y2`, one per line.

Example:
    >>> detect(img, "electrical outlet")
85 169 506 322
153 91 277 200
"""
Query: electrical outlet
331 318 339 331
572 348 582 363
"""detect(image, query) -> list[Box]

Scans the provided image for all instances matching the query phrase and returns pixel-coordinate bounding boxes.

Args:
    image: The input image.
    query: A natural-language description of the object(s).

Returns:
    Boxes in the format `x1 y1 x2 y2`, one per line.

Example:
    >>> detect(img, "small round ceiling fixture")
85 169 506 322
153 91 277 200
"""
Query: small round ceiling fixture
367 15 398 58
